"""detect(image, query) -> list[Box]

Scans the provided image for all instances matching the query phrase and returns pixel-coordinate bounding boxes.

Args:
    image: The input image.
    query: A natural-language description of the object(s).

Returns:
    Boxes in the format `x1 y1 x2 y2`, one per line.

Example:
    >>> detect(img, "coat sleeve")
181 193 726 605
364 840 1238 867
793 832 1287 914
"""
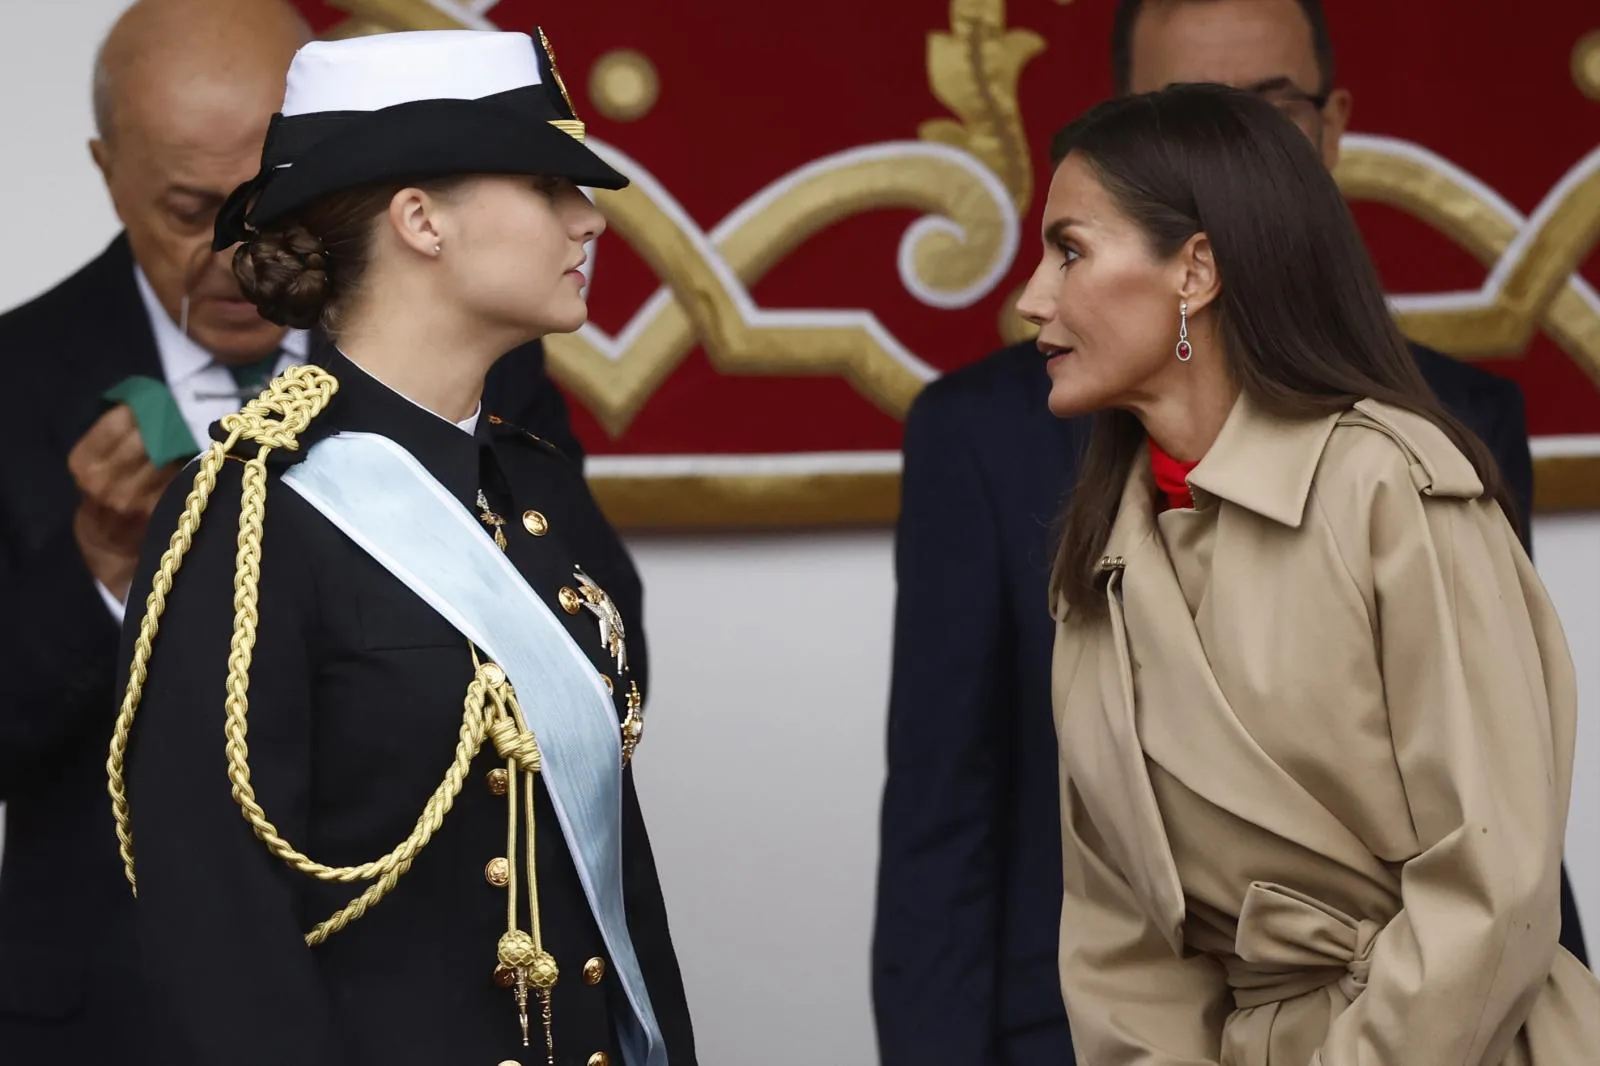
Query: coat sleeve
0 512 121 797
120 464 346 1065
871 386 1013 1066
1458 375 1591 969
0 405 123 796
1313 462 1576 1065
1058 777 1231 1065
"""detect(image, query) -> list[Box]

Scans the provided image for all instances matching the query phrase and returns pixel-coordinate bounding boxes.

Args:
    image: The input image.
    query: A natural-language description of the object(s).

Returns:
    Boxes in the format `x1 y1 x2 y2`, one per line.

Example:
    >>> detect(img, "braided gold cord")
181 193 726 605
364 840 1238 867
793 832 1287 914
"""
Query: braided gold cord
295 664 541 945
107 367 337 896
300 667 543 945
105 364 550 948
106 442 231 894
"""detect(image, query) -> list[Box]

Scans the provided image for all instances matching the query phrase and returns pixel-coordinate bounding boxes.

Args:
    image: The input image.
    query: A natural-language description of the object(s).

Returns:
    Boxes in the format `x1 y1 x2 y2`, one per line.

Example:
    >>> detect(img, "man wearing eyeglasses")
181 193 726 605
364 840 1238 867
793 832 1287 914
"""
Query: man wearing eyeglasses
872 2 1587 1064
1115 0 1349 167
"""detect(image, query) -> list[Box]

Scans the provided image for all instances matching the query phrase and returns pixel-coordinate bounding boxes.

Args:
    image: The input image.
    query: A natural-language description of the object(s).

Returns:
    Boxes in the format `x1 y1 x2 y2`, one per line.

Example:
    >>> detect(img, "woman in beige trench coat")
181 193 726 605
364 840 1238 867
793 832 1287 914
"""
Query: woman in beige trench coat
1015 84 1600 1065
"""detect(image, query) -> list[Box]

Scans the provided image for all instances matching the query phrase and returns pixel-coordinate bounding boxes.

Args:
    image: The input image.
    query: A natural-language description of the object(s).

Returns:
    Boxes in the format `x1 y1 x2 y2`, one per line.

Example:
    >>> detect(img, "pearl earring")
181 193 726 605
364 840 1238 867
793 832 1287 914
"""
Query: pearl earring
432 242 442 256
1175 301 1193 362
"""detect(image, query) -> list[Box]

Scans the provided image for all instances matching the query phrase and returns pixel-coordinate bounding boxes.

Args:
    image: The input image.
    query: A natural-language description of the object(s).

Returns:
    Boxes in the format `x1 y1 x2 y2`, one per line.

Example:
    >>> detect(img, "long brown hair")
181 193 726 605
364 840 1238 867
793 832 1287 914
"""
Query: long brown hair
1050 83 1511 615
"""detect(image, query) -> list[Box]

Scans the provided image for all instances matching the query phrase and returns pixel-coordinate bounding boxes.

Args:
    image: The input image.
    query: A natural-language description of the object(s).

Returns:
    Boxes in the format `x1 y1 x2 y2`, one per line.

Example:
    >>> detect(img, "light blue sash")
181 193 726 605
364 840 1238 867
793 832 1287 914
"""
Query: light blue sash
281 431 664 1066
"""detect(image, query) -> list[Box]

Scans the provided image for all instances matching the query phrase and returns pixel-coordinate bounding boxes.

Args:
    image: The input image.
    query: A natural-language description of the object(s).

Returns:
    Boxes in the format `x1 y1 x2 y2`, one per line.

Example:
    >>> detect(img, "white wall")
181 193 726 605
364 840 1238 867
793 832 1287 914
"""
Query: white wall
1534 516 1600 952
629 533 893 1065
0 4 1594 1065
0 0 122 304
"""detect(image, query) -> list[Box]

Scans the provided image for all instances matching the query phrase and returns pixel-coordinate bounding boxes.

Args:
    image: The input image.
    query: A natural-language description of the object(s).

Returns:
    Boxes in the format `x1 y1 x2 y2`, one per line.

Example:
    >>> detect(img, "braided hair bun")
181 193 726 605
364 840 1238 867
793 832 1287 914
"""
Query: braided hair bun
233 223 332 329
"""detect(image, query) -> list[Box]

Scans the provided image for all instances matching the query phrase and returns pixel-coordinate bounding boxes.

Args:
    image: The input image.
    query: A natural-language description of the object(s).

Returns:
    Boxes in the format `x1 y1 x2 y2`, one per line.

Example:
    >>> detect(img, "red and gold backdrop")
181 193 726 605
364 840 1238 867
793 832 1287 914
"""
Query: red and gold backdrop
292 0 1600 528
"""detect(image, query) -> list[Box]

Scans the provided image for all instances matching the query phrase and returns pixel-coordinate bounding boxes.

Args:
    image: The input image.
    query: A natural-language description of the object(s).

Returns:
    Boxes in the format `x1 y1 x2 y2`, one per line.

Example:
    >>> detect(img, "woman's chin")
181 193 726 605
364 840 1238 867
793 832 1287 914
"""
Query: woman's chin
532 300 590 338
1046 383 1101 419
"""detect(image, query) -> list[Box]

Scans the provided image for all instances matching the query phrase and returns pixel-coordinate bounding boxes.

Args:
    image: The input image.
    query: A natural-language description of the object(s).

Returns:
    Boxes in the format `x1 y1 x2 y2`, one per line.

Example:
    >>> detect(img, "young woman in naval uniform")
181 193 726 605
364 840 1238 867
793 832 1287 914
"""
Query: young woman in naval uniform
108 28 695 1066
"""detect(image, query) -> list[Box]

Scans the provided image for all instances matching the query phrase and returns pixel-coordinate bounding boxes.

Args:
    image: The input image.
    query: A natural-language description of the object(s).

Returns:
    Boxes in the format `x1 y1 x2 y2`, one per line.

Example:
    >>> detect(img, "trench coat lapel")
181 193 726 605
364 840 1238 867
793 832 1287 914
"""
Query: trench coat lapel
1125 392 1387 879
1056 462 1188 952
1124 529 1383 877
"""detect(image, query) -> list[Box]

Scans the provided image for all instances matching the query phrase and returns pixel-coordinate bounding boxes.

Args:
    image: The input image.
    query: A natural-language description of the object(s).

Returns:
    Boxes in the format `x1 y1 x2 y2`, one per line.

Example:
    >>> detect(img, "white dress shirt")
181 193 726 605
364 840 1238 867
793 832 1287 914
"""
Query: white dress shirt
98 269 478 621
134 266 310 442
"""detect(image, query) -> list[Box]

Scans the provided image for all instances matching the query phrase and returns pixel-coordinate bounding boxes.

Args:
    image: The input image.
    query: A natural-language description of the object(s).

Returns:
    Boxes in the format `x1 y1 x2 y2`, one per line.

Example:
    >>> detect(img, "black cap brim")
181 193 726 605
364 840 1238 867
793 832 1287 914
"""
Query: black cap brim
215 89 628 250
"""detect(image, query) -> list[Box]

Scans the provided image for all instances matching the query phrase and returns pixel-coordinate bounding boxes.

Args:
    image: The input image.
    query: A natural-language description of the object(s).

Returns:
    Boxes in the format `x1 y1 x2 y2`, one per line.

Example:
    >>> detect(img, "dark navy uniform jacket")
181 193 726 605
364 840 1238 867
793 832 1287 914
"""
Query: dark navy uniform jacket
118 346 695 1066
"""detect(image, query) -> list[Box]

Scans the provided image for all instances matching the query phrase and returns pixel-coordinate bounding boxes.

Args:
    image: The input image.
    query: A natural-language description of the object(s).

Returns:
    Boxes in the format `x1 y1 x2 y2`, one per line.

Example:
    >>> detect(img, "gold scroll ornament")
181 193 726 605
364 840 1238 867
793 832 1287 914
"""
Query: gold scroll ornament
323 0 1029 443
323 2 1600 518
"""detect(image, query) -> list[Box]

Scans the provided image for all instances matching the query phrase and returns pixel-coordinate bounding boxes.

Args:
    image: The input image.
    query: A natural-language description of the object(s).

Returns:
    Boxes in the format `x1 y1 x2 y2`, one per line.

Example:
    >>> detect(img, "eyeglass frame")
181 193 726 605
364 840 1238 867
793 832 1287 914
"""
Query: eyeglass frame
1242 75 1333 115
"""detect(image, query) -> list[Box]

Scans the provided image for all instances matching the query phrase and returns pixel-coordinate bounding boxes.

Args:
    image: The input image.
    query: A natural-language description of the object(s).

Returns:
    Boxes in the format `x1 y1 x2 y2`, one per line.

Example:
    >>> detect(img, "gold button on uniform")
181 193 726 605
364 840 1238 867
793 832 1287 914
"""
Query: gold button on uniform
583 956 606 984
559 587 582 615
600 675 614 695
587 1054 610 1066
485 857 510 887
486 768 509 796
522 510 549 536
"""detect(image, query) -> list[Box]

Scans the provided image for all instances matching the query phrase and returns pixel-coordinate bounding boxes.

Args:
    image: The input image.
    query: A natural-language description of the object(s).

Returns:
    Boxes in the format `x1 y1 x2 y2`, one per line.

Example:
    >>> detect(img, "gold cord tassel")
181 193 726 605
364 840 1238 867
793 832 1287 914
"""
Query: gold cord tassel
483 646 558 1061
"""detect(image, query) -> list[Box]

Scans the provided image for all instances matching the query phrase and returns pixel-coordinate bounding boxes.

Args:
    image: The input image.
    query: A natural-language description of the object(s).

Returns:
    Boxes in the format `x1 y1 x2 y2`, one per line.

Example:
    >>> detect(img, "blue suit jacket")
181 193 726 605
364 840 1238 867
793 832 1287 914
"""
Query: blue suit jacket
871 340 1586 1066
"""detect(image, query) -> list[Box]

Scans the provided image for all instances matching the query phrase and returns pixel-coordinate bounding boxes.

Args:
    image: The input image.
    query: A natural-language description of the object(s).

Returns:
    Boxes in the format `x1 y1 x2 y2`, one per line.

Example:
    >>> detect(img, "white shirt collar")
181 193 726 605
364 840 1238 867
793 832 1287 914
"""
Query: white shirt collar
131 265 475 435
133 264 308 387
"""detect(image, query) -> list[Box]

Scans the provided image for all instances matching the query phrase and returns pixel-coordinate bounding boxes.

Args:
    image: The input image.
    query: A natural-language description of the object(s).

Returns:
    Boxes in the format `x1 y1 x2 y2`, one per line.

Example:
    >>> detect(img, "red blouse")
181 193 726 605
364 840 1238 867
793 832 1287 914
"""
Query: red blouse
1148 437 1200 511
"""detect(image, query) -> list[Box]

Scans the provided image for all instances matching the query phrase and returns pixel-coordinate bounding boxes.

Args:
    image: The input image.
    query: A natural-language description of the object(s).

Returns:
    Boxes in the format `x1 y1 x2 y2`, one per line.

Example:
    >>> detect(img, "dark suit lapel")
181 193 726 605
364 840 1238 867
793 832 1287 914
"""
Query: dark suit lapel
56 234 165 440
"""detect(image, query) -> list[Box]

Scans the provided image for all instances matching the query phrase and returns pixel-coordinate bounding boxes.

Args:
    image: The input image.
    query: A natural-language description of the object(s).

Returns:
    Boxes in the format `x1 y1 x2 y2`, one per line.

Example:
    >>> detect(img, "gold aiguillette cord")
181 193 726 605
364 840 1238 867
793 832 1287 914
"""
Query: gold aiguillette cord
502 758 557 1061
476 645 558 1065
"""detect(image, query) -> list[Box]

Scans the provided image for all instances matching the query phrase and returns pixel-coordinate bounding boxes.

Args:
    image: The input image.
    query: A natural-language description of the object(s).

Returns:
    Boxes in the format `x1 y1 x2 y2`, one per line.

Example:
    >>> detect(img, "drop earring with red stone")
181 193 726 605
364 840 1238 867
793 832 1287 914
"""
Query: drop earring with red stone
1175 301 1193 362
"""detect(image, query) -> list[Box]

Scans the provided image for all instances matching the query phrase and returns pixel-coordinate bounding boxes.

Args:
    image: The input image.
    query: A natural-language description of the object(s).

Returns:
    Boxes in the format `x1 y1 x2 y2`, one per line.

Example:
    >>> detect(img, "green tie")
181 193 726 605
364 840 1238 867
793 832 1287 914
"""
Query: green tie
228 353 280 394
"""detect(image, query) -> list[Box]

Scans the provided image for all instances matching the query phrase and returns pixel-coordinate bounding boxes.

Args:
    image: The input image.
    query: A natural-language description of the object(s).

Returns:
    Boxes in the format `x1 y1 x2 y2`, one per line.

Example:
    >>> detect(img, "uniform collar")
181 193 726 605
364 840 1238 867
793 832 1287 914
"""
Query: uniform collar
339 352 481 435
293 346 491 509
1185 390 1344 529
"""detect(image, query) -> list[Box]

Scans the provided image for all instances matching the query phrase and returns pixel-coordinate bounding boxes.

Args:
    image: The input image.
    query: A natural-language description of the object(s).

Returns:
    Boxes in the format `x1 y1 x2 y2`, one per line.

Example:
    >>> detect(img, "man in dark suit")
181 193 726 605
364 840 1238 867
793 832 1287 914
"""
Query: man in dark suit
871 2 1587 1064
0 2 613 1059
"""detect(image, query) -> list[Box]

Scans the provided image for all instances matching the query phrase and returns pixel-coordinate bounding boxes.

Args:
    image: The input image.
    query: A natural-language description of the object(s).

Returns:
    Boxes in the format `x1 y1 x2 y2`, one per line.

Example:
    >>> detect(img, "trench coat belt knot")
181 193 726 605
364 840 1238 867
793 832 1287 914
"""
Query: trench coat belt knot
1222 881 1385 1010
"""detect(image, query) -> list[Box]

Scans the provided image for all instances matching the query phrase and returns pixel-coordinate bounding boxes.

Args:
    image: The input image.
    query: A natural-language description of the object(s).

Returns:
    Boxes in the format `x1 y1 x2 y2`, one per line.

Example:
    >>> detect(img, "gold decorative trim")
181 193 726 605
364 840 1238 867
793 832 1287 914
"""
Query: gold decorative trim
325 0 464 31
1574 30 1600 100
547 149 1012 436
536 26 580 118
590 470 901 531
589 453 1600 531
1335 143 1600 388
319 9 1600 529
589 49 661 123
919 0 1045 212
549 118 587 144
1533 453 1600 513
320 16 394 39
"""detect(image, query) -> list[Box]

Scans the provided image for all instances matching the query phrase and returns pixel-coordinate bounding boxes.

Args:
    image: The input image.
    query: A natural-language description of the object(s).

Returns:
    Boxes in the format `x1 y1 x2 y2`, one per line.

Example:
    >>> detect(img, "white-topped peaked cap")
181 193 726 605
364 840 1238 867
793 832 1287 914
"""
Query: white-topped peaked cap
214 28 627 250
281 30 543 117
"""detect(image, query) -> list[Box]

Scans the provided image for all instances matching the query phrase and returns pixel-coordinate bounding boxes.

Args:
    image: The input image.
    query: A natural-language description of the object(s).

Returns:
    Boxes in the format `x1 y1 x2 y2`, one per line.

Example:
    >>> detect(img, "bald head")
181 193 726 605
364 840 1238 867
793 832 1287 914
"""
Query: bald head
94 0 309 143
90 0 311 364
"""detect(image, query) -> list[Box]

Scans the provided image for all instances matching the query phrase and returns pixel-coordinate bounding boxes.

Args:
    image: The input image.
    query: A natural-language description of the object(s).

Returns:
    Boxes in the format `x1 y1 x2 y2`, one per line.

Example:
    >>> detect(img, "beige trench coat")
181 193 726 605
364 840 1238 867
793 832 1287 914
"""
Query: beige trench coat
1051 393 1600 1065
